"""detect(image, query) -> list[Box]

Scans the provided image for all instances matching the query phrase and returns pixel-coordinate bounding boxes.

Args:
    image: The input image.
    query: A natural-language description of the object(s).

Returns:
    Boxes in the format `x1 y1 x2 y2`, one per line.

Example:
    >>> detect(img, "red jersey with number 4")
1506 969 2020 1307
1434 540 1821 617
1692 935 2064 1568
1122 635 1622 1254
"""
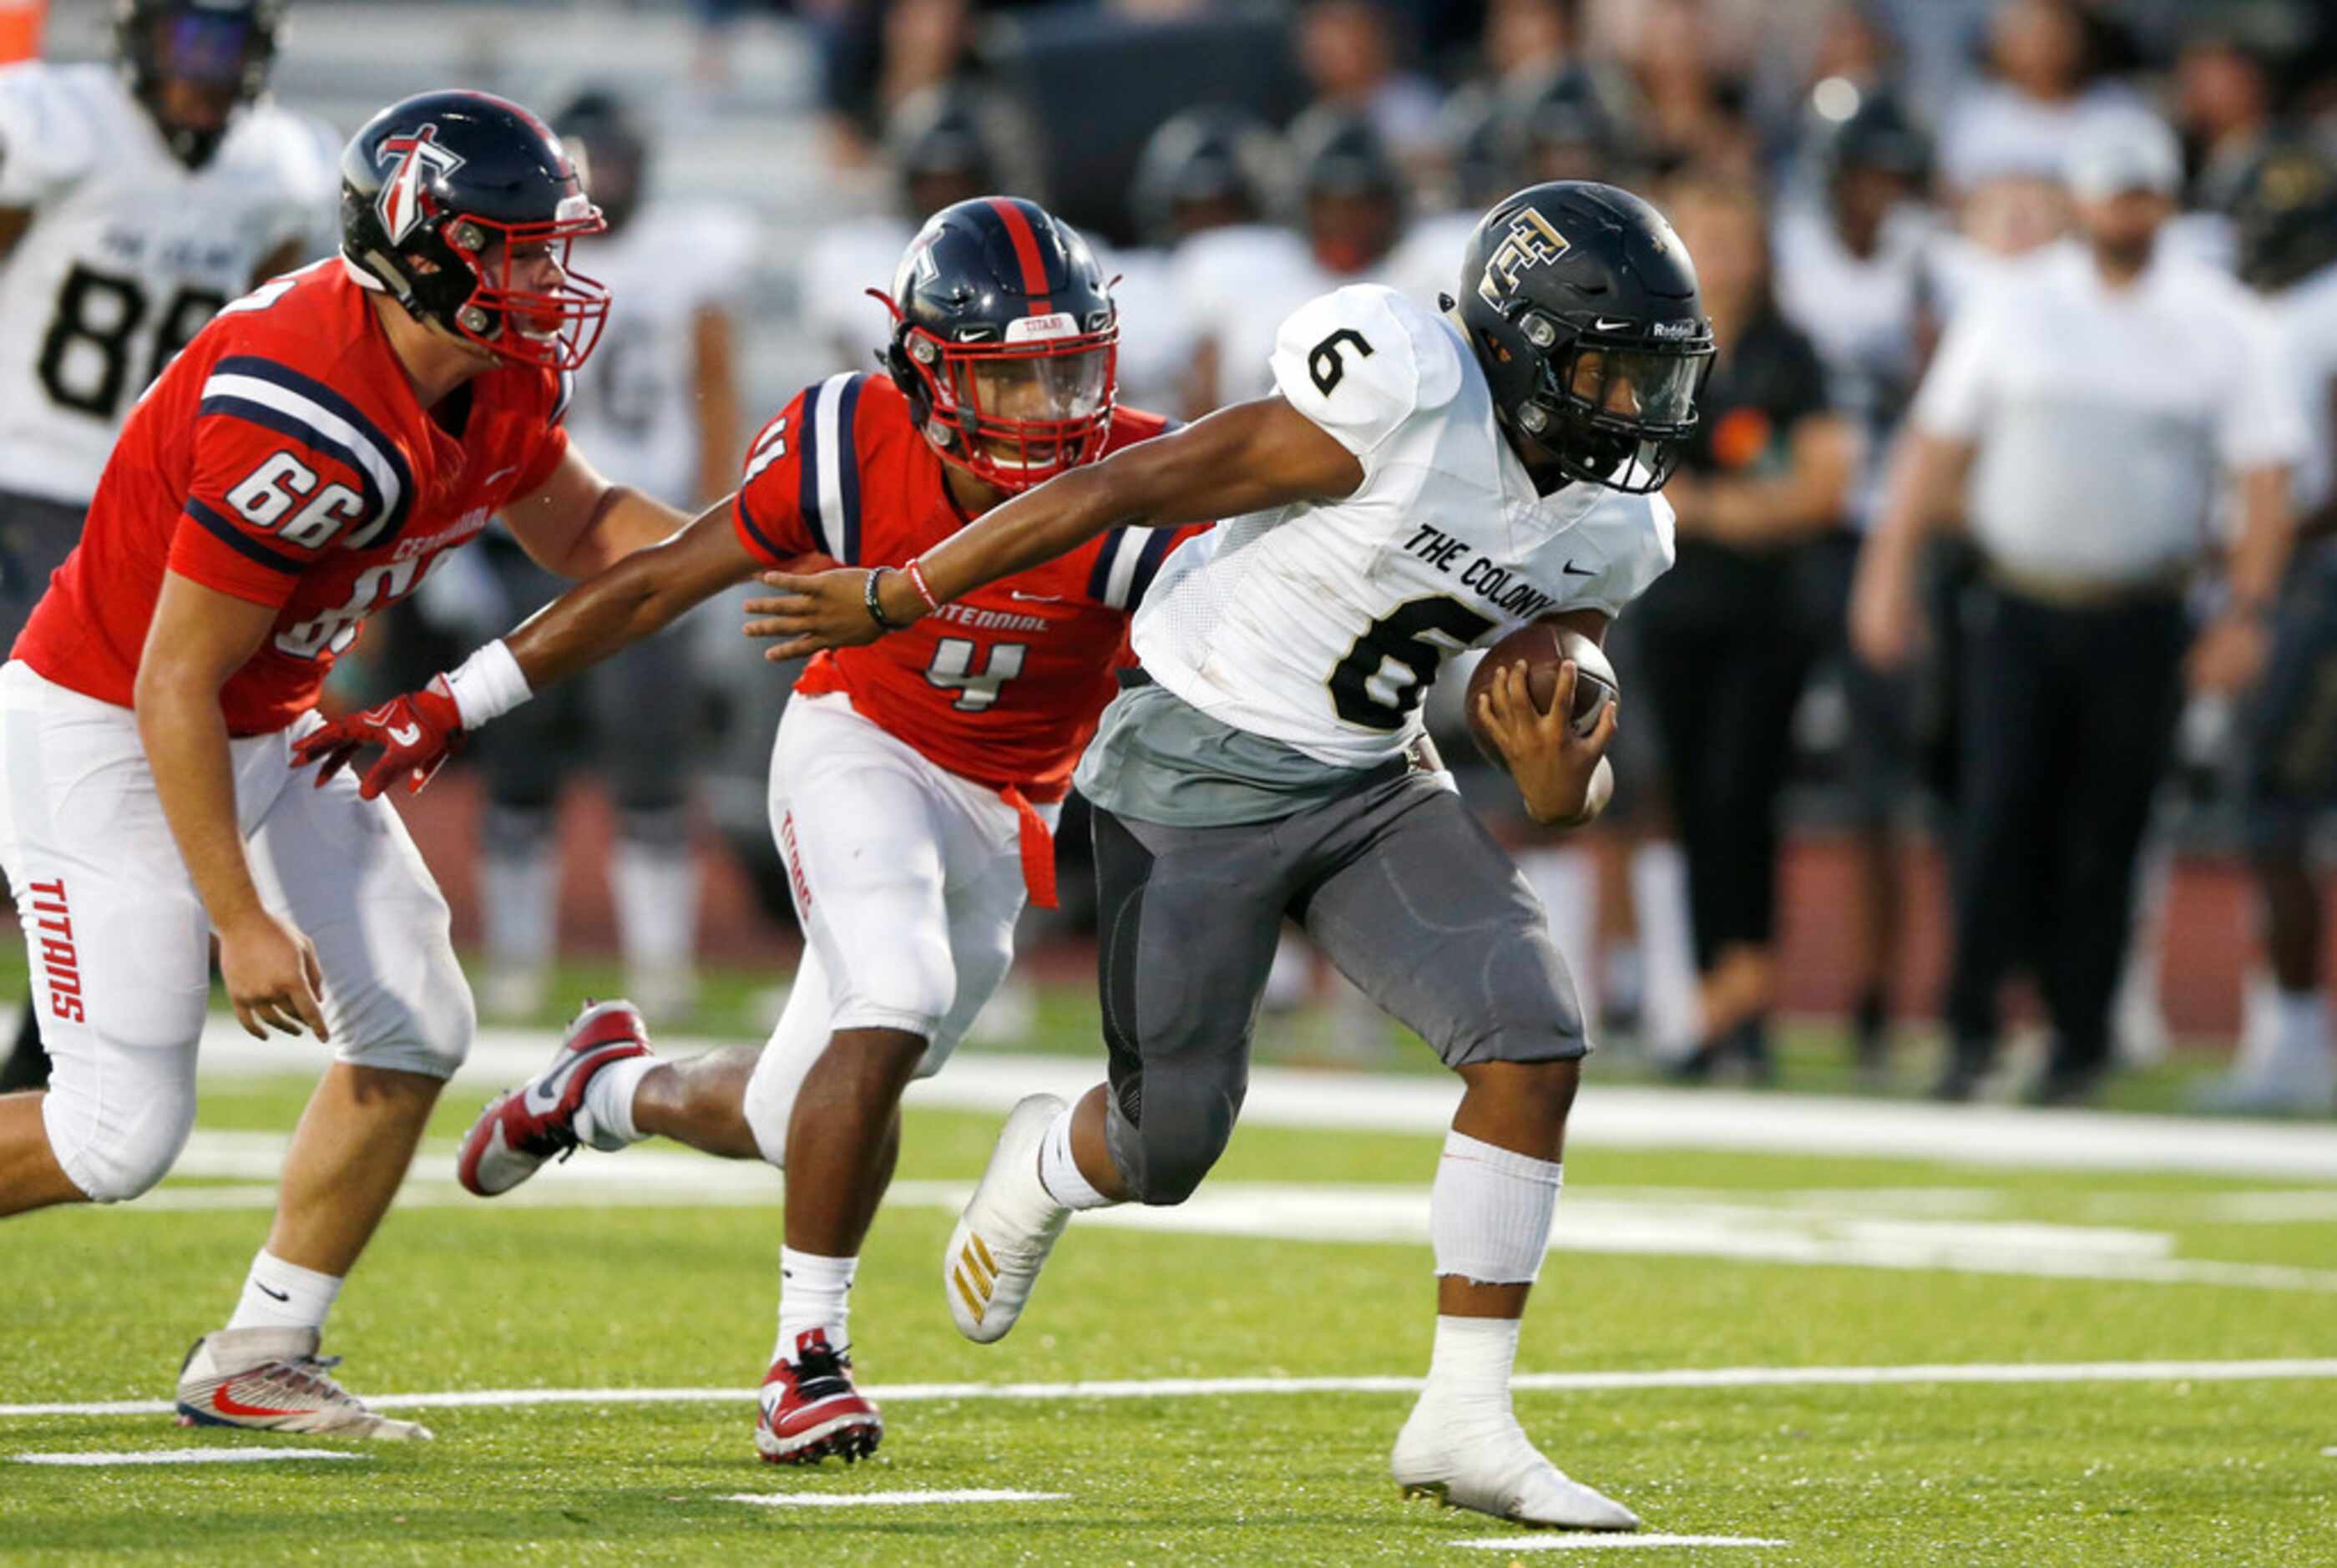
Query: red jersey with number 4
13 259 573 735
733 372 1194 801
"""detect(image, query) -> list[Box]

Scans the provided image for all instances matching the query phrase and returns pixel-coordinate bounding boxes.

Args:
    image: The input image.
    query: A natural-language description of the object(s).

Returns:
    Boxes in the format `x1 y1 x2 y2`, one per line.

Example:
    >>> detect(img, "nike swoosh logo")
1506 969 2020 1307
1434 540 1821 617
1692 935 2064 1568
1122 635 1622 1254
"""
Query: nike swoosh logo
1008 591 1063 603
486 465 522 487
387 721 422 746
255 1282 291 1303
1562 561 1596 577
211 1378 317 1420
1591 318 1633 332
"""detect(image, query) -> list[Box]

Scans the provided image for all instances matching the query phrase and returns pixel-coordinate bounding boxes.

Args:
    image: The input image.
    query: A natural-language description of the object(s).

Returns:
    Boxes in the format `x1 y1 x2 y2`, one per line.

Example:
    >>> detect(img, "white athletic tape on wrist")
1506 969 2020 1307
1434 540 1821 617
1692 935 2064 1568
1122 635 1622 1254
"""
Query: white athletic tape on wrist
443 639 533 730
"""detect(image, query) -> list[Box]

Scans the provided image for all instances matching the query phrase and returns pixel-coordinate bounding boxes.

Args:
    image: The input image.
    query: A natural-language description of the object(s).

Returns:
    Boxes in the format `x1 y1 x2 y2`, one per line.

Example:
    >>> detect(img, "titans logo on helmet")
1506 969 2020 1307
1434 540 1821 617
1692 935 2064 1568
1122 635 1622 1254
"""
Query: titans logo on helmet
1476 207 1571 308
376 124 467 245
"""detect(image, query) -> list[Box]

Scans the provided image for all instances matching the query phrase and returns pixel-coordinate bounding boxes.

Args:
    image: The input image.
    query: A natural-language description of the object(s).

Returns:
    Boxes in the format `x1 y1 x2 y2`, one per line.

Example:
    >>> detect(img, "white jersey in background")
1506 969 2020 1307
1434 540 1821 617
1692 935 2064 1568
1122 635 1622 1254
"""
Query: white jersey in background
1134 285 1673 768
564 201 757 502
1383 209 1478 313
2271 261 2337 518
1082 240 1194 419
1772 201 1937 529
0 62 336 505
1170 223 1320 405
797 213 913 372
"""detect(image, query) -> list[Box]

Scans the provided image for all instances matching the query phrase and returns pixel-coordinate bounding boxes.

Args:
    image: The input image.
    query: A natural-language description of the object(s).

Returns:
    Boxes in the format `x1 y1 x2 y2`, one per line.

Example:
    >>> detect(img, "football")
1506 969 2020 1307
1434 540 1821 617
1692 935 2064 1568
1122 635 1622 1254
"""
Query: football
1464 620 1618 766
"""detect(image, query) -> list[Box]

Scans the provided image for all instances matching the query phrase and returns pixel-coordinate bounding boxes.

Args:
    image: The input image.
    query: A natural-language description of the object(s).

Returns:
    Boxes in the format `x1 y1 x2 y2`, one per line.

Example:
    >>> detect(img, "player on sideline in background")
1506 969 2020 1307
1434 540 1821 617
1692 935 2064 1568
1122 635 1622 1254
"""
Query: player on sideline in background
745 181 1715 1530
0 89 691 1437
296 196 1196 1464
0 0 336 1094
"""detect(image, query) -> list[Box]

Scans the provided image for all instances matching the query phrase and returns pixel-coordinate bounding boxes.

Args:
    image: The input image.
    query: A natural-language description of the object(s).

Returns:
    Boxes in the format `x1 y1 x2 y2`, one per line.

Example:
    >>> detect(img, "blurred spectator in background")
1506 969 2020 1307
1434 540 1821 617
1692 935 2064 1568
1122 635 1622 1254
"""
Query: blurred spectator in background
1386 87 1523 306
1773 87 1941 1073
1634 170 1854 1081
2177 18 2282 214
799 83 1028 374
1184 104 1402 411
1854 110 2304 1105
1513 61 1644 187
1616 0 1759 179
1476 0 1576 91
1936 0 2145 198
1293 0 1441 159
443 89 752 1023
2199 132 2337 1115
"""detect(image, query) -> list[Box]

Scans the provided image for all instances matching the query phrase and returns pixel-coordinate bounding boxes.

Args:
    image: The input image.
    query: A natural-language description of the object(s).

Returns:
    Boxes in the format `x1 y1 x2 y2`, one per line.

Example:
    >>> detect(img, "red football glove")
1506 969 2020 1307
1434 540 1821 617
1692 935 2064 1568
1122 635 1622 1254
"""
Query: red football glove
291 677 466 800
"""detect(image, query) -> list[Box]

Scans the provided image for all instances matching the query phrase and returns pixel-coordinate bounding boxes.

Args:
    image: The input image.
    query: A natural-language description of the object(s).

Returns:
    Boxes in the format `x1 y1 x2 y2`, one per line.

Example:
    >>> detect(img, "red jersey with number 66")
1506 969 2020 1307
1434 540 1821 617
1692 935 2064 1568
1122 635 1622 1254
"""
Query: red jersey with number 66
13 259 574 735
734 371 1196 801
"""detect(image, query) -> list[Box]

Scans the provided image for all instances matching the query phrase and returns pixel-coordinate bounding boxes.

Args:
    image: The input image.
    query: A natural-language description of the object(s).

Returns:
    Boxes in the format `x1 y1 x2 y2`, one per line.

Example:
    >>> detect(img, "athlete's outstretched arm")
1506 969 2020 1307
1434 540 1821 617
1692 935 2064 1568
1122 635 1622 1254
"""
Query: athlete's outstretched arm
291 501 768 798
502 444 696 580
743 395 1364 660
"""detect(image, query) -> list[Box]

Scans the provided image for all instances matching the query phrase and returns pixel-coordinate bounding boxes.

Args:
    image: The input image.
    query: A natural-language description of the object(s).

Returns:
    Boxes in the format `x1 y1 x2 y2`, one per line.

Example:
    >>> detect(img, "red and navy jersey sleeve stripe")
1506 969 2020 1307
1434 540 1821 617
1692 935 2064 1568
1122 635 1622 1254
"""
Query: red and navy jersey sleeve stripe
197 355 414 548
182 497 307 574
794 372 867 565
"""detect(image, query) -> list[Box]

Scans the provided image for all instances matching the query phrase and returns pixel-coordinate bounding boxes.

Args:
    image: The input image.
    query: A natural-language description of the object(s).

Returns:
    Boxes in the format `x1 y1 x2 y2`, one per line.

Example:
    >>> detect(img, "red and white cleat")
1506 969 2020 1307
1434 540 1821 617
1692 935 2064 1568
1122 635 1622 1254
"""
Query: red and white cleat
175 1327 431 1442
755 1329 883 1464
456 999 652 1197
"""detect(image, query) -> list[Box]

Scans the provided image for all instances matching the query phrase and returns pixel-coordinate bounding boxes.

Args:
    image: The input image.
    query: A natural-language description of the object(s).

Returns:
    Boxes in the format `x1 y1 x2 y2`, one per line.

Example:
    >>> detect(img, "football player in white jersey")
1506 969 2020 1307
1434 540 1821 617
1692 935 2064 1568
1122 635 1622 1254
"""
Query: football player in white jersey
448 88 751 1022
2201 135 2337 1115
751 180 1715 1531
0 0 333 1091
1185 105 1405 412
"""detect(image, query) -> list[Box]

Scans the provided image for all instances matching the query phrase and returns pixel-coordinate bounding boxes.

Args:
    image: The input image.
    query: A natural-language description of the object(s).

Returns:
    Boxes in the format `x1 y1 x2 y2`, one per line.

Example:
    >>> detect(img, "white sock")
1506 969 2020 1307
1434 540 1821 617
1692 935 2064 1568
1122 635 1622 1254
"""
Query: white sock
1430 1129 1562 1287
482 820 558 976
1421 1314 1523 1419
2236 970 2282 1075
774 1247 856 1363
226 1248 343 1333
1038 1105 1115 1211
581 1054 659 1146
1518 847 1599 1030
612 828 700 999
2271 989 2333 1073
1630 842 1698 1058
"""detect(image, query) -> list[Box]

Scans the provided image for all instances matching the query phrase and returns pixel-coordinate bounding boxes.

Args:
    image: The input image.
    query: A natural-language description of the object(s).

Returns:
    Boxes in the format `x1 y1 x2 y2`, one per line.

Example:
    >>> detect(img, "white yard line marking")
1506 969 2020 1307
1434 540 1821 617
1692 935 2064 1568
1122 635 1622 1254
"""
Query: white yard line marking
721 1489 1066 1508
134 1148 2337 1294
2323 1446 2336 1457
1454 1535 1788 1551
187 1031 2337 1180
8 1358 2334 1421
11 1447 364 1466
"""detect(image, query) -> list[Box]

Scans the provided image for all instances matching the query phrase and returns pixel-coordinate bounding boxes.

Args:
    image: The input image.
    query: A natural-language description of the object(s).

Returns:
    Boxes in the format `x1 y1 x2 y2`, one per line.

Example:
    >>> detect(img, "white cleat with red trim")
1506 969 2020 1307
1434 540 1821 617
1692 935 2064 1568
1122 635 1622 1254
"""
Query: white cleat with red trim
175 1327 431 1441
457 999 653 1197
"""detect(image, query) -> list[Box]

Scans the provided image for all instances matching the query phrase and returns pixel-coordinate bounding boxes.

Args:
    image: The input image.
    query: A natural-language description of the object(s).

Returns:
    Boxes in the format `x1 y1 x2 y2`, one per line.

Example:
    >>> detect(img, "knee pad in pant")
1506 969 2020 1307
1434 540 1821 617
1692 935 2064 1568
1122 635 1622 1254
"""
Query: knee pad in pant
1101 1057 1242 1207
331 921 476 1080
43 1060 196 1202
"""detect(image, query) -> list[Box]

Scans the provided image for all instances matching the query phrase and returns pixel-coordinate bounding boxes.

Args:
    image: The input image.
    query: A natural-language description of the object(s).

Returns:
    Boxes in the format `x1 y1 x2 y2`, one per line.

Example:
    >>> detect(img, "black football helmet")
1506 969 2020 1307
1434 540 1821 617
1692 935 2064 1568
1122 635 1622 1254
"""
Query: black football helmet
339 90 610 373
1823 90 1931 186
1288 105 1404 275
114 0 284 169
1131 107 1284 247
1456 181 1714 494
885 85 1013 222
877 196 1118 493
553 89 650 236
2230 133 2337 293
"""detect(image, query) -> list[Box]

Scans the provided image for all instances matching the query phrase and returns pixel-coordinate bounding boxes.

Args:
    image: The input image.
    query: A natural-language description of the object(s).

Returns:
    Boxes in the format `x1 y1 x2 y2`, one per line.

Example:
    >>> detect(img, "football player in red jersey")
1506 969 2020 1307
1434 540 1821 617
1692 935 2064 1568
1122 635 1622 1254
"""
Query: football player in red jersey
0 91 694 1438
297 196 1195 1463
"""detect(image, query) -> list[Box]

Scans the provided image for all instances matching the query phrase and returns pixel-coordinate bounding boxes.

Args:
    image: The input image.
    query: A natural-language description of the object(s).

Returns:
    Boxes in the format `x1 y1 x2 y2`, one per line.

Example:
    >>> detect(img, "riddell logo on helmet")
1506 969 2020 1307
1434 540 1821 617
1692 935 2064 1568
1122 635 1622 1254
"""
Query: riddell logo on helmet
376 124 468 245
1477 207 1571 307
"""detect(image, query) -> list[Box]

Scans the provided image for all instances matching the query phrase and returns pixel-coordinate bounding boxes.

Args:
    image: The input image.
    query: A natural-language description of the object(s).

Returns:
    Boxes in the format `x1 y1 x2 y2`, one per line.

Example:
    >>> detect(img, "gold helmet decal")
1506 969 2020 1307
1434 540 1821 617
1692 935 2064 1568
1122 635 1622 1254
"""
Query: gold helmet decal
1477 206 1571 307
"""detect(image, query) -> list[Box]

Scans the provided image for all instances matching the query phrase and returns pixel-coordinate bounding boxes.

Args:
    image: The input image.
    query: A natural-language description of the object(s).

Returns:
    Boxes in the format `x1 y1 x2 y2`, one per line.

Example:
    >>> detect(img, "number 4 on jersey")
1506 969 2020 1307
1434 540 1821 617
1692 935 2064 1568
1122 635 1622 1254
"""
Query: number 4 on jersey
926 637 1027 711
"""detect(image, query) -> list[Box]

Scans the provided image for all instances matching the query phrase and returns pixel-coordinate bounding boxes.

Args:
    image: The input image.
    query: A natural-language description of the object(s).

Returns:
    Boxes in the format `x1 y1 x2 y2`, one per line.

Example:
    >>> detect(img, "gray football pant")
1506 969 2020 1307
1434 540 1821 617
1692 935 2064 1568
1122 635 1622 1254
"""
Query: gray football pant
1091 769 1587 1206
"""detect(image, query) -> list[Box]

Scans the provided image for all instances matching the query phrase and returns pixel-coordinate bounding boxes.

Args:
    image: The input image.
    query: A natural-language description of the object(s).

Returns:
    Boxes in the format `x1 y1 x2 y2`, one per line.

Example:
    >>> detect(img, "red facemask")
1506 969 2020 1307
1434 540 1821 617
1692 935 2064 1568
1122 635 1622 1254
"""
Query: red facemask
442 203 611 373
880 291 1120 493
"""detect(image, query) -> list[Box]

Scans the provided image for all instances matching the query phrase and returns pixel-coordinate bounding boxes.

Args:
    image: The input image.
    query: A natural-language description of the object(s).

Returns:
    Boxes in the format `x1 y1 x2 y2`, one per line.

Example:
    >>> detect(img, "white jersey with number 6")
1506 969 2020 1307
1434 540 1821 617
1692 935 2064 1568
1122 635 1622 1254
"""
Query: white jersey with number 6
1132 284 1674 769
0 62 336 506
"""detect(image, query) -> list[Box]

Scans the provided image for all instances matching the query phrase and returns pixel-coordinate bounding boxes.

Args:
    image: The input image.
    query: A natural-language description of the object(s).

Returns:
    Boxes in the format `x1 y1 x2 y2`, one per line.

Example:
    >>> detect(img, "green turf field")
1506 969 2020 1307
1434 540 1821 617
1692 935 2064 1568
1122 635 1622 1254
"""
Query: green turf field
2 1051 2331 1565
